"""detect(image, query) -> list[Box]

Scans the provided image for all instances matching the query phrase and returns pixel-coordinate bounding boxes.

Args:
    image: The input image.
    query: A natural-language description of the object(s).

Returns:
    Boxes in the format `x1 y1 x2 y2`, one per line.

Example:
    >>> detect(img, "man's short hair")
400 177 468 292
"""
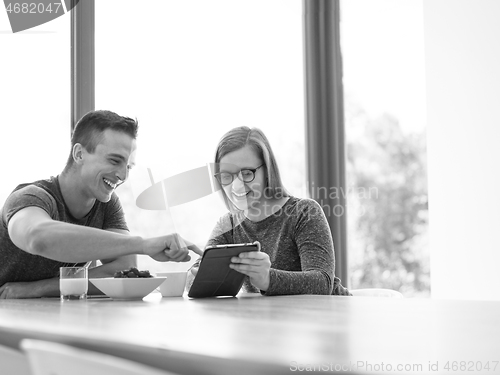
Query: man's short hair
64 110 139 171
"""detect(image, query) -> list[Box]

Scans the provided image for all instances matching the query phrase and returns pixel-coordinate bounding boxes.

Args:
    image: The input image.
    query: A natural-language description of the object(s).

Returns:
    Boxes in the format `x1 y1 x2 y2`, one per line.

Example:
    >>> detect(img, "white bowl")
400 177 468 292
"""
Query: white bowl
156 272 187 297
89 277 166 300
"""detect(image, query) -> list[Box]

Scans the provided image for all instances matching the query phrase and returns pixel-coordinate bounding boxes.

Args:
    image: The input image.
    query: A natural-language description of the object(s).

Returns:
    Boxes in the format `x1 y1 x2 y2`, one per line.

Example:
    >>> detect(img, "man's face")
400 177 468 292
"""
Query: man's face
79 129 137 203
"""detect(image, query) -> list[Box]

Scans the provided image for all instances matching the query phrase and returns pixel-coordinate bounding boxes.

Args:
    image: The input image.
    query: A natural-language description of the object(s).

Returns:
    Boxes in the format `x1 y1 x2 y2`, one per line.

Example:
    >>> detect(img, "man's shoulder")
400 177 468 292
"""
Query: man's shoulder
3 177 60 218
12 176 58 195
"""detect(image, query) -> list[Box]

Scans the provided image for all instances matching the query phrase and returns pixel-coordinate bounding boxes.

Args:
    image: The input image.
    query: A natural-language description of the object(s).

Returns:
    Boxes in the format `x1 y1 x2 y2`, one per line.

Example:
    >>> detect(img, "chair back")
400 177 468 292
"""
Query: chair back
0 343 32 375
21 339 178 375
350 288 404 298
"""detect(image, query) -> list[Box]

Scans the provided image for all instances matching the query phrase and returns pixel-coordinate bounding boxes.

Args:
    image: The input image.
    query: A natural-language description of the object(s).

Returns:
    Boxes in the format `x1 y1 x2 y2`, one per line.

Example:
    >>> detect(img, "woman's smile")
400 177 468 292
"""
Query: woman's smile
232 190 249 198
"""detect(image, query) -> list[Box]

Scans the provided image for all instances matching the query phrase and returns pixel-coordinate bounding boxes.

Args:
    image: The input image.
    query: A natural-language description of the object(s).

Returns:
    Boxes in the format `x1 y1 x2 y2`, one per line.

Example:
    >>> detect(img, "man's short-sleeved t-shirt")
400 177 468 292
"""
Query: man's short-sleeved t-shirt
0 176 128 286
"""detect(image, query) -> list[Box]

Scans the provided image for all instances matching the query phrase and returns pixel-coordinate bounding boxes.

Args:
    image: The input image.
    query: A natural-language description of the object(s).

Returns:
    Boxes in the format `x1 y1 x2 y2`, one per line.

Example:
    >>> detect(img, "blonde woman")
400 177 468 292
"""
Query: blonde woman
188 127 350 296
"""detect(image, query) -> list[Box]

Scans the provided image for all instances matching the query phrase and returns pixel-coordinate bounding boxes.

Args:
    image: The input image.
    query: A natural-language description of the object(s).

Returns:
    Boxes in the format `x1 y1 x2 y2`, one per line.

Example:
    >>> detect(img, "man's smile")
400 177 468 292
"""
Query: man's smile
103 178 119 190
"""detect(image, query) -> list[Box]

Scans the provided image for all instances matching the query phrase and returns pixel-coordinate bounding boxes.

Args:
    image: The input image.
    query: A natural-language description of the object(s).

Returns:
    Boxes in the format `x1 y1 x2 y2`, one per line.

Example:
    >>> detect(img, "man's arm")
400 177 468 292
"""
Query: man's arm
0 255 136 299
8 207 200 262
1 221 202 299
0 229 135 299
83 228 136 295
95 228 137 274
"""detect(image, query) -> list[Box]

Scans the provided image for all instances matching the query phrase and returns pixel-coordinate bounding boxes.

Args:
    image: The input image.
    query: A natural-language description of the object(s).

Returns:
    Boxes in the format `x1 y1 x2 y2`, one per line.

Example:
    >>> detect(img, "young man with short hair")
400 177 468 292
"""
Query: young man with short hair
0 110 200 299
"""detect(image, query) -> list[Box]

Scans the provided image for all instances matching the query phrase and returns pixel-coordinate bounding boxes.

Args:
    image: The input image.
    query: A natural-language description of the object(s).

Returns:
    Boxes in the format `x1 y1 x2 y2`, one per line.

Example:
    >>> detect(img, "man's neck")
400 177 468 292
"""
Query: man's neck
58 170 96 219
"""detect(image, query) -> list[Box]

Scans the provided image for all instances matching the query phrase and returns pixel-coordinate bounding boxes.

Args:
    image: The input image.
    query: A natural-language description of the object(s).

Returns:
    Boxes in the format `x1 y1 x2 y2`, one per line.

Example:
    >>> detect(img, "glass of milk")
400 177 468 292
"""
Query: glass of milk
60 266 88 300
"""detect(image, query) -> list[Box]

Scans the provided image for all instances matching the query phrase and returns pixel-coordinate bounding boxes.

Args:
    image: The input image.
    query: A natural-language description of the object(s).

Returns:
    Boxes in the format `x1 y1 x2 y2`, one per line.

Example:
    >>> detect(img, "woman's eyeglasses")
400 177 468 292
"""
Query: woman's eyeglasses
214 165 264 186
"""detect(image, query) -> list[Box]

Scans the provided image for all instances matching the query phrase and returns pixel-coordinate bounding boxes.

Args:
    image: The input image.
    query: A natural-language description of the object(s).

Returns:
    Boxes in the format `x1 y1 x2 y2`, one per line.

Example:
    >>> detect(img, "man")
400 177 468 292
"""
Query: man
0 110 201 299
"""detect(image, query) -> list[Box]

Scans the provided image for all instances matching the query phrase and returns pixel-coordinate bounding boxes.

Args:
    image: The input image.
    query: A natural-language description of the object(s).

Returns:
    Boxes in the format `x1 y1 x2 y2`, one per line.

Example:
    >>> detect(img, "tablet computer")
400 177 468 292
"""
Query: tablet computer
188 242 260 298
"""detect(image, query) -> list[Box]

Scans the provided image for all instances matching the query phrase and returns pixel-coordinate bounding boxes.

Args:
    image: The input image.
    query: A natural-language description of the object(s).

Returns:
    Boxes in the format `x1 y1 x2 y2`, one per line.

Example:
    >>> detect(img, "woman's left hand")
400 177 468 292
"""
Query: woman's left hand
230 251 271 291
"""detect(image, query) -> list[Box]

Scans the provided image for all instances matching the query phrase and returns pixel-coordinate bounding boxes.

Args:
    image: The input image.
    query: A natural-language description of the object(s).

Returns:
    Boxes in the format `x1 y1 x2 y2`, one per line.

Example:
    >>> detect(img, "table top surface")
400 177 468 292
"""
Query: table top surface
1 293 500 374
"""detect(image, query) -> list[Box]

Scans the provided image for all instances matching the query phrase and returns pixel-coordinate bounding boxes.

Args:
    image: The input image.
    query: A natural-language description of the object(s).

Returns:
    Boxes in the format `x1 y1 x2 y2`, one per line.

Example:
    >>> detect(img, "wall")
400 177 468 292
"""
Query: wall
424 0 500 300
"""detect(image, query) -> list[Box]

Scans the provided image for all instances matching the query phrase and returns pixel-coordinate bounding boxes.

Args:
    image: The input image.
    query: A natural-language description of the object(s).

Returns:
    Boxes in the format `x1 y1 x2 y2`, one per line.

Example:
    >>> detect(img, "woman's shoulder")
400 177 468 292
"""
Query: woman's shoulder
275 196 324 224
281 197 330 239
285 196 322 212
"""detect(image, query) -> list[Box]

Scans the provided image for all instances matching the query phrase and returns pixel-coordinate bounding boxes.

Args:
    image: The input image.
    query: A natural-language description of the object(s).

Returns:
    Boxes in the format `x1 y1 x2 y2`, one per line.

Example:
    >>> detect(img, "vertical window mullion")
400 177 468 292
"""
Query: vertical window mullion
303 0 348 285
71 0 95 132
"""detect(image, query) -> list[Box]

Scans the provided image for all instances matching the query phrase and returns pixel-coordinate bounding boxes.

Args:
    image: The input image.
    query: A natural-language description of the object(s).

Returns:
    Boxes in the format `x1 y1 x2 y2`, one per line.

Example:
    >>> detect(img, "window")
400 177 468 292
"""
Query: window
341 0 429 296
0 12 70 204
95 0 305 272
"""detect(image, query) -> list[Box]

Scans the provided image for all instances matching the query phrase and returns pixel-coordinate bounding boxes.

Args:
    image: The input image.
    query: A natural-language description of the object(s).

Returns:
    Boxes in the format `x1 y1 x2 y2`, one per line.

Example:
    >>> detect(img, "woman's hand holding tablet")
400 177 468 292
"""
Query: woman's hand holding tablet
229 246 270 291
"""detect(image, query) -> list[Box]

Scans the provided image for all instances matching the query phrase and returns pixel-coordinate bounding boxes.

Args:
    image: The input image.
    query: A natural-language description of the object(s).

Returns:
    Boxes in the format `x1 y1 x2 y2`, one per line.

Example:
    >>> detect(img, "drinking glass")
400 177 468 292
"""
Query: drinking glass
59 266 88 300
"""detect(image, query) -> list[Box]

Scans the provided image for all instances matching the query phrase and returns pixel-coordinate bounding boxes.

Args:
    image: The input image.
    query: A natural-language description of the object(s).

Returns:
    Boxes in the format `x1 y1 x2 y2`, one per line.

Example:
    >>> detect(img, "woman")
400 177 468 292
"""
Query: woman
188 127 350 296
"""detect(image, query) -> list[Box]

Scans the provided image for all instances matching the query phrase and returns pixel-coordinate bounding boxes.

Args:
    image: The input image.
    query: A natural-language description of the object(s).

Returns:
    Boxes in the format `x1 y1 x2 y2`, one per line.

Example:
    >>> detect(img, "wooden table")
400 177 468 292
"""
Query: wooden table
1 293 500 374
